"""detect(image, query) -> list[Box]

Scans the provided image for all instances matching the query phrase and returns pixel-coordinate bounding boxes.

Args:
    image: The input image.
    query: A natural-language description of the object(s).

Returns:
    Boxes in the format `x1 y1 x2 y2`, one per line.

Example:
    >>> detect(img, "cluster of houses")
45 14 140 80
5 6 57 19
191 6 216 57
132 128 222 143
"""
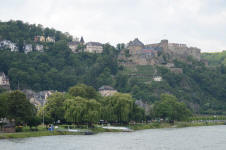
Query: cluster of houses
68 37 104 53
0 36 55 54
34 36 55 43
0 40 18 52
22 89 56 108
0 36 104 54
0 40 44 54
23 85 117 109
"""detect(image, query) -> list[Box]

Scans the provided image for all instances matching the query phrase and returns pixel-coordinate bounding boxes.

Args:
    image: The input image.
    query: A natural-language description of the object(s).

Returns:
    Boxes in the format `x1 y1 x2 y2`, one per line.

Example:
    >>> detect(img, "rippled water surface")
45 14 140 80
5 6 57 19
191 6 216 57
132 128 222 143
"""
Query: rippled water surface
1 125 226 150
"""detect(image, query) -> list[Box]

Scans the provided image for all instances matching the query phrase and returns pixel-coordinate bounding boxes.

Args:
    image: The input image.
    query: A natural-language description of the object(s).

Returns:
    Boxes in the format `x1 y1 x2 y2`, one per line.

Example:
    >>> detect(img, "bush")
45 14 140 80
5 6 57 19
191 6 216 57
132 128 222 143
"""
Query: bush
16 126 23 132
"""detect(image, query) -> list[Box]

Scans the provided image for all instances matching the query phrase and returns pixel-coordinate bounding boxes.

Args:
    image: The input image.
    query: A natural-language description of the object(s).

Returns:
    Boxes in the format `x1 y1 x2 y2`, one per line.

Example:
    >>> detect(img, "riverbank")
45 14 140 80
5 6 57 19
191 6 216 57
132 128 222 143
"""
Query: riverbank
129 121 225 130
0 121 225 139
0 131 82 139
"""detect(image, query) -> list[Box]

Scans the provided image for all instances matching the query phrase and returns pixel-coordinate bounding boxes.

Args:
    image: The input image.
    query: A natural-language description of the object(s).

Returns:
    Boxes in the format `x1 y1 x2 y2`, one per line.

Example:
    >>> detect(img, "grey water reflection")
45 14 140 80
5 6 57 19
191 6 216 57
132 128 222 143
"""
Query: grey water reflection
1 125 226 150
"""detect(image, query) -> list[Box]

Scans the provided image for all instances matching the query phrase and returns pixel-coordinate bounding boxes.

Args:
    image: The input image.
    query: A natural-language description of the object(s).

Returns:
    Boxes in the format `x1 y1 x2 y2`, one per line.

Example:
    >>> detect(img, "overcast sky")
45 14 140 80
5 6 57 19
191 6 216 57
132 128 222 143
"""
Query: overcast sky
0 0 226 52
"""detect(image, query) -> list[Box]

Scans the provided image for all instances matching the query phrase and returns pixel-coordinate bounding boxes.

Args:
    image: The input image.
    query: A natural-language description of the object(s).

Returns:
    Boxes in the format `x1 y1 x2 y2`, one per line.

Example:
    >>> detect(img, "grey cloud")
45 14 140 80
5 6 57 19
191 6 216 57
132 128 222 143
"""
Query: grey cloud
0 0 225 52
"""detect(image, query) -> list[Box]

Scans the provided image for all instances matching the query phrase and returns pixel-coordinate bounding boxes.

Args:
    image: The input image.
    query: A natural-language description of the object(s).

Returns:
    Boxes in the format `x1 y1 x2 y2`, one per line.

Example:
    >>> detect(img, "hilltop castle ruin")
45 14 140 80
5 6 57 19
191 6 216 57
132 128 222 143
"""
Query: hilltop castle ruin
118 38 201 66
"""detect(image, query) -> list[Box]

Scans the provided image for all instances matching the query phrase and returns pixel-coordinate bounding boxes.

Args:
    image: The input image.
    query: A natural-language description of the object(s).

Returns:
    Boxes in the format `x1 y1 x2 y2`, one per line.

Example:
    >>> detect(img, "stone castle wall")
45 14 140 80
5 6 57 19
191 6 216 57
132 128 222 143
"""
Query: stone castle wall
120 38 201 67
127 45 143 55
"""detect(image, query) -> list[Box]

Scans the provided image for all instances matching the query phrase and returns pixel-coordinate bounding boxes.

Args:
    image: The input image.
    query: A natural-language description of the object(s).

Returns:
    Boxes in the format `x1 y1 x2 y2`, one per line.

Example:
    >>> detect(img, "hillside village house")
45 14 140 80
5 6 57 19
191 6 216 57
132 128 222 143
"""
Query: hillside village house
35 44 44 52
34 36 45 42
85 42 103 53
46 36 55 43
22 89 55 108
98 85 117 96
24 44 33 54
0 40 18 52
0 72 10 89
68 41 80 53
153 76 162 82
68 37 85 53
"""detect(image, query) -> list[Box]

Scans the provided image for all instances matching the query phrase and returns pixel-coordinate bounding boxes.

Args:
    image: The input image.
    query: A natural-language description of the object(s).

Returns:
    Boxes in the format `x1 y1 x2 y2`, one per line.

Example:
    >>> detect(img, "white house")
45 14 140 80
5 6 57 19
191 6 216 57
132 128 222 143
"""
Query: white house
0 40 18 52
35 44 44 52
85 42 103 53
24 44 33 54
68 41 80 53
98 85 117 96
46 36 55 43
153 76 162 82
0 72 10 89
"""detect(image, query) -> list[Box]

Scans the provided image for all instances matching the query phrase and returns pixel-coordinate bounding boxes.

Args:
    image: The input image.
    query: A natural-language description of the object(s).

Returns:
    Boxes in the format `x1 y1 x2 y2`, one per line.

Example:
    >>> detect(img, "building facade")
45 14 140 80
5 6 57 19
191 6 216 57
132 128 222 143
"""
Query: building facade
24 44 33 54
68 41 80 53
46 36 55 43
98 85 117 96
153 76 162 82
85 42 103 53
34 36 46 42
0 72 10 90
0 40 18 52
35 44 44 52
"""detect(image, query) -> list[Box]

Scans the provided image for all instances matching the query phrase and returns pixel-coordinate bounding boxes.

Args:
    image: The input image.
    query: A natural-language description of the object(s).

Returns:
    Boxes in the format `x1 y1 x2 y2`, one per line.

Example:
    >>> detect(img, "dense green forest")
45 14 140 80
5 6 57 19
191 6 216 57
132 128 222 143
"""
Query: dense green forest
1 20 226 115
0 43 119 91
0 20 72 51
202 51 226 66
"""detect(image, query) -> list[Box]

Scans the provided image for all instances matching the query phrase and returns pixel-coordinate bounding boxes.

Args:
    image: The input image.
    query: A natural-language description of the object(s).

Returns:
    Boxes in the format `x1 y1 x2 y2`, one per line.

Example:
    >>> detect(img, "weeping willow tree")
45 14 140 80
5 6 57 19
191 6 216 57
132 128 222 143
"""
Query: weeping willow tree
64 96 101 127
103 93 134 124
43 92 67 122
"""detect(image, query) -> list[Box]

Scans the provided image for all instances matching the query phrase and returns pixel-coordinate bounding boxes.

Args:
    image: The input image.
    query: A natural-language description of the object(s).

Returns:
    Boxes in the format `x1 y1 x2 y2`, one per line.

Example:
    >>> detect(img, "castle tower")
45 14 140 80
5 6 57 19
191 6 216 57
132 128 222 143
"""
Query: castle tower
160 39 168 52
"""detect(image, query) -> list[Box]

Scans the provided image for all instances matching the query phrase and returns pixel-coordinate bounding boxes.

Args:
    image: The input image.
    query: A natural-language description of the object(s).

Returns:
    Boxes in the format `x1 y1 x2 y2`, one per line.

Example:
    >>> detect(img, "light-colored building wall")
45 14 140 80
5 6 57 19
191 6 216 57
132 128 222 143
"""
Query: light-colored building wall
0 72 10 89
128 45 143 55
85 42 103 53
99 85 117 96
85 45 103 53
34 36 45 42
69 44 78 52
35 44 44 52
24 44 33 54
153 76 162 82
68 41 80 53
46 36 55 43
0 40 18 52
99 90 117 97
0 76 3 85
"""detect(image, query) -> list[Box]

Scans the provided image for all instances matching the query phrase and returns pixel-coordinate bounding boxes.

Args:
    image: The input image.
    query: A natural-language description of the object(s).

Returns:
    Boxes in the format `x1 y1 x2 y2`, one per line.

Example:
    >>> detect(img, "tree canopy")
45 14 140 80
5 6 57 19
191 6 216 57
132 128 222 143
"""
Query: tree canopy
153 94 191 122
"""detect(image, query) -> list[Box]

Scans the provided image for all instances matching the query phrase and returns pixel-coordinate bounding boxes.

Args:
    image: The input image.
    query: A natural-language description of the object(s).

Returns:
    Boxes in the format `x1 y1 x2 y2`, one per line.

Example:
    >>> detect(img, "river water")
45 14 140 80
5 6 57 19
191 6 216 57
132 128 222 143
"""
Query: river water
1 125 226 150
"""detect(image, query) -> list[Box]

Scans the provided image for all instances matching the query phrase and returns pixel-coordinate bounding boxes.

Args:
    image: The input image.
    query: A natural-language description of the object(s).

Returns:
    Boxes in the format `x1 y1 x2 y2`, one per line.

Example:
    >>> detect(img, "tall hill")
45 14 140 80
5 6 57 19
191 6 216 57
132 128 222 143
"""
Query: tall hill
0 20 226 115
